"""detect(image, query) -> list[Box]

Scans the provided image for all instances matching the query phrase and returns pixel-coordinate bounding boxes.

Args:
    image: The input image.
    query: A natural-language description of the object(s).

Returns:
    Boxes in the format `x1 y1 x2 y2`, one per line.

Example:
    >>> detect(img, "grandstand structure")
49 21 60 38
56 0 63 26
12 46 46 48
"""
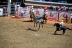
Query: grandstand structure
25 1 72 10
0 0 72 11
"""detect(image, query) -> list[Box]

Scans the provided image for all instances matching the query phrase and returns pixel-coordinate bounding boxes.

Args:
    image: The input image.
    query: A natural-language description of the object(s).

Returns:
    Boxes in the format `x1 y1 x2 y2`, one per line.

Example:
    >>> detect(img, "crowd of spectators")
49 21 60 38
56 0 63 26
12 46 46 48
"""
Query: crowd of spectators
49 6 70 12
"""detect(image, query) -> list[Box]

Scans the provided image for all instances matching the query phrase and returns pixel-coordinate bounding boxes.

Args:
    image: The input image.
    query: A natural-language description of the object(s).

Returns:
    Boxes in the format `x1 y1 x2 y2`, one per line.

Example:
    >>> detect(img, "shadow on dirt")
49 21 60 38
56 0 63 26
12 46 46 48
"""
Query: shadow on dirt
23 20 33 22
53 34 63 35
0 16 6 17
26 28 38 32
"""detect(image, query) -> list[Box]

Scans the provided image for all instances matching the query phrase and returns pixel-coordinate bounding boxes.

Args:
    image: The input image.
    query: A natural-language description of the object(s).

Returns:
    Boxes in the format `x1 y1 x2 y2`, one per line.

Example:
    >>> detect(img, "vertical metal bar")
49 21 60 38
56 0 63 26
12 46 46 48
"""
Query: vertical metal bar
7 0 11 16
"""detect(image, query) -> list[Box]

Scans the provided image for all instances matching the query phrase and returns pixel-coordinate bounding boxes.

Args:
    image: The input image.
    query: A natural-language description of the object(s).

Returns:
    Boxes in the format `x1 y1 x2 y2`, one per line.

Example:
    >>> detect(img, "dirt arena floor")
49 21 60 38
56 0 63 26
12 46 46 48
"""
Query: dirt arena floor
0 16 72 48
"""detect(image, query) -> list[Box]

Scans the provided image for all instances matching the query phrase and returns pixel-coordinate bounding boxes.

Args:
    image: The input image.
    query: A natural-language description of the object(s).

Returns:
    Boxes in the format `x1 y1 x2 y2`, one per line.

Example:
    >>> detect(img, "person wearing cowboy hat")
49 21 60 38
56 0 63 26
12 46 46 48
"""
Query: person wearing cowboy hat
70 14 72 23
63 13 68 23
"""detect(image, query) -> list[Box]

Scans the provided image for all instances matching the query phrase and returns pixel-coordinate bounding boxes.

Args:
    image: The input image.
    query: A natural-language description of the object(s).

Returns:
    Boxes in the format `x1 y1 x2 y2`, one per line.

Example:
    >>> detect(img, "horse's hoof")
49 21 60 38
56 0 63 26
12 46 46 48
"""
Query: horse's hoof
54 34 56 35
54 33 57 35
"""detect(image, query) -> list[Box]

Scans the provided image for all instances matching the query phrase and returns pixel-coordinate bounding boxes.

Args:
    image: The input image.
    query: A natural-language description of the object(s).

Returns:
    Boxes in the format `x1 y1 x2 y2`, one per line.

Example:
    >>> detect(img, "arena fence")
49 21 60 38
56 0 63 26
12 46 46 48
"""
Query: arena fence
0 5 7 16
9 5 71 22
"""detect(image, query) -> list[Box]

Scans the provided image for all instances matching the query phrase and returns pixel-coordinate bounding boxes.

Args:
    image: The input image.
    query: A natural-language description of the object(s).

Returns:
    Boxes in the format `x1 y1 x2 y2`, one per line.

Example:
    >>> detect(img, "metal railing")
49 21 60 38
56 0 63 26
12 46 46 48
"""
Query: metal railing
0 5 7 8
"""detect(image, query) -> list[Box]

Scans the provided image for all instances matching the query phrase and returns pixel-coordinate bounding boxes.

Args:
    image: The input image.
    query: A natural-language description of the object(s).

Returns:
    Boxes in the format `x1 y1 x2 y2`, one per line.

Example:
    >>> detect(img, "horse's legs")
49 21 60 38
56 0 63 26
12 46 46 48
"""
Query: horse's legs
54 30 57 35
34 22 35 27
31 18 33 21
42 24 43 28
34 21 37 27
38 23 40 30
45 20 47 24
62 30 66 35
36 22 37 27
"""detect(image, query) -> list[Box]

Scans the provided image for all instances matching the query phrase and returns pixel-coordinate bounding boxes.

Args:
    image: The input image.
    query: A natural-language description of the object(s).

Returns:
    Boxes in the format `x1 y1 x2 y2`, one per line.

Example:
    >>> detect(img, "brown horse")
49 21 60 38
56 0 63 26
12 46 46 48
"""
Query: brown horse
43 14 48 24
29 11 35 21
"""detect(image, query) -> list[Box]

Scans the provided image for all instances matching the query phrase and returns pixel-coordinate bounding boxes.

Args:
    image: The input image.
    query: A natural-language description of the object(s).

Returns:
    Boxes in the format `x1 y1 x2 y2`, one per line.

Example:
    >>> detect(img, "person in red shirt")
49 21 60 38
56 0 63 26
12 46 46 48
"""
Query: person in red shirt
57 8 61 21
63 13 68 23
50 11 53 17
36 10 40 16
44 6 47 14
3 7 7 16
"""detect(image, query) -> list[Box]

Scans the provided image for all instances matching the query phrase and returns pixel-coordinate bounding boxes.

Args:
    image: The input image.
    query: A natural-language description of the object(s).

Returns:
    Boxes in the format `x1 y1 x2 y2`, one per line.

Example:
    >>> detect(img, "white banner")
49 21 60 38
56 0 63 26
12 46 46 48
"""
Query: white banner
0 8 3 15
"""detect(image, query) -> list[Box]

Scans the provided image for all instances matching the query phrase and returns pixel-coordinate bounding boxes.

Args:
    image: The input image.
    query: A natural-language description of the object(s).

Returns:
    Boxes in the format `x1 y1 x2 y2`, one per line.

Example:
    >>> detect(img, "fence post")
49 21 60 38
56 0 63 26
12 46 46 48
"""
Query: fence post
7 0 11 17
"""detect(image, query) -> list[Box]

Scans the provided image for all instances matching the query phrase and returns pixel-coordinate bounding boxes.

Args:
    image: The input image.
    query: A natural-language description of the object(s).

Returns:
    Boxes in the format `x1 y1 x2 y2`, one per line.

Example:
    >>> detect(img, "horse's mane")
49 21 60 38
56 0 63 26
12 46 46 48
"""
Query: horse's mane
55 23 59 24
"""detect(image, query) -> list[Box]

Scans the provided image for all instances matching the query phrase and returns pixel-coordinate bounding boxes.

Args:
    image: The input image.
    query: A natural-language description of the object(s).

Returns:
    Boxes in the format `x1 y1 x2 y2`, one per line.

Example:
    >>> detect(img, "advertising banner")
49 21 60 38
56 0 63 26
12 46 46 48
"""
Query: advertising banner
0 8 3 16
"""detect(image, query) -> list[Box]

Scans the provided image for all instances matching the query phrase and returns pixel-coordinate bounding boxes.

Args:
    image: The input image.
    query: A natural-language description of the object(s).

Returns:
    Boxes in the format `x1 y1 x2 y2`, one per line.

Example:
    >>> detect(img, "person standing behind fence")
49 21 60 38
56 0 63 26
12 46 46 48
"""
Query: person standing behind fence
36 9 40 17
70 14 72 23
63 6 66 11
21 9 24 17
44 6 47 14
63 13 68 23
3 7 7 16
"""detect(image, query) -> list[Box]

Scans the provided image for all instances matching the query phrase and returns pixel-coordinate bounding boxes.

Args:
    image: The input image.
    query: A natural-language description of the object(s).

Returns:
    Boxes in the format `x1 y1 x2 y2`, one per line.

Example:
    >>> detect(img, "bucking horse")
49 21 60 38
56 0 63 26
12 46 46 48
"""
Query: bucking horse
29 10 48 30
54 23 72 35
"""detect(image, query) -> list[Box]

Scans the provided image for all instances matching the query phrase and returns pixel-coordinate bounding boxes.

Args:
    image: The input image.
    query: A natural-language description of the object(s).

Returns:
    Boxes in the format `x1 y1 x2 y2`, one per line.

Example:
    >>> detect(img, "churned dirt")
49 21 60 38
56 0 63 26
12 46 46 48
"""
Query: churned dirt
0 16 72 48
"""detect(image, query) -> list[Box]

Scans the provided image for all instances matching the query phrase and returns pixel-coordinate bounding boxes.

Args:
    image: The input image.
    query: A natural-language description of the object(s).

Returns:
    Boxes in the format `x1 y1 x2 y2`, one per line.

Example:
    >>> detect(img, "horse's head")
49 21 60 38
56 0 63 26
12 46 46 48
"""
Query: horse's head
54 23 60 27
54 23 62 31
54 23 57 26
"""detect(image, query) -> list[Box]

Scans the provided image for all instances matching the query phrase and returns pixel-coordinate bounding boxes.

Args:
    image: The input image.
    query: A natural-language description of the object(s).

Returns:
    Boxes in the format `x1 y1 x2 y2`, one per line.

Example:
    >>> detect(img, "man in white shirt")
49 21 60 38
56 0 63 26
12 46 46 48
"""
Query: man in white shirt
59 20 64 28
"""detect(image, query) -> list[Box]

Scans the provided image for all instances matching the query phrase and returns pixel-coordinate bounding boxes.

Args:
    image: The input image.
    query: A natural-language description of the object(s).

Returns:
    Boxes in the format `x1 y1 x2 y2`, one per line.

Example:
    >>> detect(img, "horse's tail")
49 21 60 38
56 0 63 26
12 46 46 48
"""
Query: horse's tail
66 27 72 30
